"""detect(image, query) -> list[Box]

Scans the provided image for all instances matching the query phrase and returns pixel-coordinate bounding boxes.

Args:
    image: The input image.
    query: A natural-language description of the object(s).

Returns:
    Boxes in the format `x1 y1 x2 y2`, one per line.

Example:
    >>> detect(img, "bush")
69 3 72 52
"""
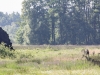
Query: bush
0 43 15 58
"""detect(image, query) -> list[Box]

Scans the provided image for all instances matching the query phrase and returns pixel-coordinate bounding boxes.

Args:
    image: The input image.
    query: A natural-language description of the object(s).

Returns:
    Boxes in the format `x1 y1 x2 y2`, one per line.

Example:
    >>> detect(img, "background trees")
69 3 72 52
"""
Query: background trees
1 0 100 45
0 12 20 26
0 12 20 43
17 0 100 45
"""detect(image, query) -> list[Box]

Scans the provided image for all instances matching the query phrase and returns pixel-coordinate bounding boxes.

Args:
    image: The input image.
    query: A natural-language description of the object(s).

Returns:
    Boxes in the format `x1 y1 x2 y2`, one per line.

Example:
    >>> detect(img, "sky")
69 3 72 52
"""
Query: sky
0 0 23 14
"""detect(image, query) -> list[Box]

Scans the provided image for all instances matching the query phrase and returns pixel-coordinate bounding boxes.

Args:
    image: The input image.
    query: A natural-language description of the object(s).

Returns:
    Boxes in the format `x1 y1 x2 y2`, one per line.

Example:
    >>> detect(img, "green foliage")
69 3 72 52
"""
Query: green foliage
0 12 20 26
3 23 19 43
0 46 100 75
17 0 100 45
18 0 51 45
0 43 15 58
16 27 24 44
0 12 20 44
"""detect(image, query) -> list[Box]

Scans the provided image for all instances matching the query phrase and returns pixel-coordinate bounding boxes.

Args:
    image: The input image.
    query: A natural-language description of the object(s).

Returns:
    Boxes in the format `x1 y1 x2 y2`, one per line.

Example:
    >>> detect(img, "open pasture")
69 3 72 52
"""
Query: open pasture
0 45 100 75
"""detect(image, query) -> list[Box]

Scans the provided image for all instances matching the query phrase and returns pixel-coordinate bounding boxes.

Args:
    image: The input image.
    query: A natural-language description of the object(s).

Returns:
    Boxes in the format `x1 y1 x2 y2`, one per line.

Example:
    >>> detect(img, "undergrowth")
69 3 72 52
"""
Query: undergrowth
0 43 15 58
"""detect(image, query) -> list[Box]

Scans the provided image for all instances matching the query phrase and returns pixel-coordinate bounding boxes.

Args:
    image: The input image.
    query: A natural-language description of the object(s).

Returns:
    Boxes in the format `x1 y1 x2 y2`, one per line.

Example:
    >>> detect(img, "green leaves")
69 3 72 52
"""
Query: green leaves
0 43 15 58
18 0 100 45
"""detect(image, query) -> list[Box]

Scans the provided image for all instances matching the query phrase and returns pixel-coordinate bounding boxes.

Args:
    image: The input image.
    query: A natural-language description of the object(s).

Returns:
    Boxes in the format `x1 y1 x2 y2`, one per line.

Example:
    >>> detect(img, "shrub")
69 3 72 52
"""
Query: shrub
0 43 15 58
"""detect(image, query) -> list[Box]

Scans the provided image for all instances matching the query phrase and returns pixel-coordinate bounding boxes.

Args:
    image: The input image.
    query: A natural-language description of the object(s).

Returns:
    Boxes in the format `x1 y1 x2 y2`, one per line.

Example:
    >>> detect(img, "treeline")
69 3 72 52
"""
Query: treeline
0 12 20 26
17 0 100 45
0 12 20 43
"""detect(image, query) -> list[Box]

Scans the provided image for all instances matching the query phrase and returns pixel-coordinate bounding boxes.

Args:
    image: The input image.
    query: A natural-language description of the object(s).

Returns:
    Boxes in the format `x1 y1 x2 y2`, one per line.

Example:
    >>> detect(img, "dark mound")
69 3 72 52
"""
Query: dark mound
0 27 14 50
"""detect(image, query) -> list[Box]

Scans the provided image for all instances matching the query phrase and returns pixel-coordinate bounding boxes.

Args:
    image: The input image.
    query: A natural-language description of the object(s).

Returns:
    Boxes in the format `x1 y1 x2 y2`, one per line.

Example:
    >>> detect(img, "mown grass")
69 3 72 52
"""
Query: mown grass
0 45 100 75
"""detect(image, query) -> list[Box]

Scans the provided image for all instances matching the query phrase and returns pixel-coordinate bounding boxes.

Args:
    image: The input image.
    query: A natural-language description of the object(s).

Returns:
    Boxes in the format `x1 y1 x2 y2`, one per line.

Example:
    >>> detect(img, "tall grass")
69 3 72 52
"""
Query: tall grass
0 45 100 75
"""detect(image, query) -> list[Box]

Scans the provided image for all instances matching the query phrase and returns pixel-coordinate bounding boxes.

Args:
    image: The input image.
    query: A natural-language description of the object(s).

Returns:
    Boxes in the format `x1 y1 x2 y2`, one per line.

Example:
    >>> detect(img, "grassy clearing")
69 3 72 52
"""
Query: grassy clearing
0 45 100 75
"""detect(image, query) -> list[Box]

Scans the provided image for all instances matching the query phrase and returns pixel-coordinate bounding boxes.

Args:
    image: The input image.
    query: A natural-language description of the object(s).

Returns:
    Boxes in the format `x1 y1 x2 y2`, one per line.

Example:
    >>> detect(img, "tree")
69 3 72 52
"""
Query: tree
20 0 50 45
18 0 100 45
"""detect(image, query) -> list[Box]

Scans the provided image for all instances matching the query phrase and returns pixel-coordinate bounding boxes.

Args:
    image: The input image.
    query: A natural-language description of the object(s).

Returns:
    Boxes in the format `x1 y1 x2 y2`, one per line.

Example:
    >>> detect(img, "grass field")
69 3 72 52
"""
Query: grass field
0 45 100 75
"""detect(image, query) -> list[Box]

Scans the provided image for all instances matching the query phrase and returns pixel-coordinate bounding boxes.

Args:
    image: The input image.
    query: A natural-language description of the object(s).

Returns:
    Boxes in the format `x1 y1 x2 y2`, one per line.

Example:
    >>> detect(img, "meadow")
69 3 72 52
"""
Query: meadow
0 45 100 75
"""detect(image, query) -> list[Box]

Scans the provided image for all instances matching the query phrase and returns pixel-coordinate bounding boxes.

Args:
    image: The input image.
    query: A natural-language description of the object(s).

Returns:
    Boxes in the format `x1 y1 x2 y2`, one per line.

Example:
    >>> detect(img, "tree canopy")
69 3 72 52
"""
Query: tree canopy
17 0 100 45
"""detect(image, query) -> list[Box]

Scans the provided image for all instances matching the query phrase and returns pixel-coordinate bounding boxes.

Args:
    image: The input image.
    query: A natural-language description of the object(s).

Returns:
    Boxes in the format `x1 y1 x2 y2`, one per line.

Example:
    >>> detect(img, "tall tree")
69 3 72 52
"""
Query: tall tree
18 0 100 45
21 0 50 44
